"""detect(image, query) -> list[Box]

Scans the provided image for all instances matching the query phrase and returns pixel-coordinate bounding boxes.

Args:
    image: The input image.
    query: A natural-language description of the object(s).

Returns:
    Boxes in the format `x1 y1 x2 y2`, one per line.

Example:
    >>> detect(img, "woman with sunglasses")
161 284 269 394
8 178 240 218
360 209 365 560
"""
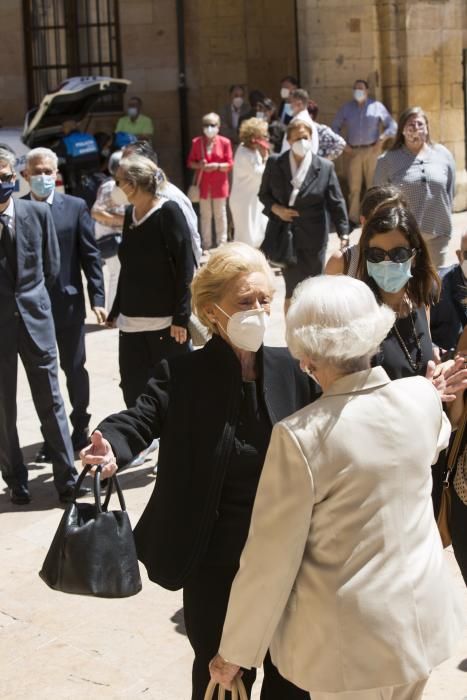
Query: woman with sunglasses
356 205 440 380
373 106 456 269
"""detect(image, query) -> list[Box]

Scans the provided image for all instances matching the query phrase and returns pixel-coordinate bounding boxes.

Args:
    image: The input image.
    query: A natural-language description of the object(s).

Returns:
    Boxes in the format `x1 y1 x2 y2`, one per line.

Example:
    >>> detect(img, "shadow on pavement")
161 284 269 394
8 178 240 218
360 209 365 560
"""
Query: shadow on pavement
170 607 187 636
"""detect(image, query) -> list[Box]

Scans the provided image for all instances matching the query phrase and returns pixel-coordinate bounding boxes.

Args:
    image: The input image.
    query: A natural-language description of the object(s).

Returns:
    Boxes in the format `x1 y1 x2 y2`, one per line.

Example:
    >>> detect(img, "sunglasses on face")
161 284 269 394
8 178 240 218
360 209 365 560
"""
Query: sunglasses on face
0 173 14 183
364 246 417 264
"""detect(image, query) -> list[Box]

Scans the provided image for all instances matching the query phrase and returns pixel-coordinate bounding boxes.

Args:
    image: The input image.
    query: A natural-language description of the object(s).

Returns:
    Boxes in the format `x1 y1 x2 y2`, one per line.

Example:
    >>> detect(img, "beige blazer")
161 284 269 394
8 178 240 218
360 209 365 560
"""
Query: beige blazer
219 367 464 693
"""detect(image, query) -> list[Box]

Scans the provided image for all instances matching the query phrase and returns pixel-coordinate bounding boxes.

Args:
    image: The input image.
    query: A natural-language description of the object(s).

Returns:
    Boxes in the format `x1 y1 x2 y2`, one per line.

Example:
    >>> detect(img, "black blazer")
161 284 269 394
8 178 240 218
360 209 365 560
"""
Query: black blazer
97 335 318 590
0 198 59 352
259 152 349 251
23 192 105 328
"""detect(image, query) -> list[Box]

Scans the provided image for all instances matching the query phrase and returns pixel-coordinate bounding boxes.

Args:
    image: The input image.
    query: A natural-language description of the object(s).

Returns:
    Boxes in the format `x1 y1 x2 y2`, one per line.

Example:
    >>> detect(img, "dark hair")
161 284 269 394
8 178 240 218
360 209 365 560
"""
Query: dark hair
129 96 142 107
123 140 158 165
360 185 408 220
249 90 265 107
281 75 299 87
307 99 319 120
391 106 431 151
229 84 244 94
356 206 440 306
353 79 369 89
290 88 309 104
262 97 277 120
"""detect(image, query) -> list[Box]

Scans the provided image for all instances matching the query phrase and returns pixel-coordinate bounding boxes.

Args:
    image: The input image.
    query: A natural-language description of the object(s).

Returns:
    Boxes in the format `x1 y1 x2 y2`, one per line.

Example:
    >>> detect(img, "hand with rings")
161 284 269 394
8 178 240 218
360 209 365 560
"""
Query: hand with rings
79 430 118 479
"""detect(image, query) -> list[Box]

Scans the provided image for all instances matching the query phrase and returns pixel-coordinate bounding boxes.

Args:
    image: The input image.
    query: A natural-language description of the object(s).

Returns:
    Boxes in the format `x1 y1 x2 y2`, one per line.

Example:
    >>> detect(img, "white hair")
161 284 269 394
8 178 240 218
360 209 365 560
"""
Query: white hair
286 275 395 370
108 150 123 176
26 147 58 170
0 148 16 171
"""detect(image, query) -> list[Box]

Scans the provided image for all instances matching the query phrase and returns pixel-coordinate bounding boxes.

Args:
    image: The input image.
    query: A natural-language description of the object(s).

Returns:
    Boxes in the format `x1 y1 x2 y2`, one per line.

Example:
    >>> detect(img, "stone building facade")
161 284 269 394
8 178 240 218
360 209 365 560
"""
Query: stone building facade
0 0 466 206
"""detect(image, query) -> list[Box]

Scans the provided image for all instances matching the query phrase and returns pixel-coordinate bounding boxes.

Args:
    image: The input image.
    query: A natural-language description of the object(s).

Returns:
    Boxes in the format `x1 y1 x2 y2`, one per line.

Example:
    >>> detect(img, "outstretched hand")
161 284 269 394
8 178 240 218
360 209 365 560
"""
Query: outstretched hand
79 430 118 479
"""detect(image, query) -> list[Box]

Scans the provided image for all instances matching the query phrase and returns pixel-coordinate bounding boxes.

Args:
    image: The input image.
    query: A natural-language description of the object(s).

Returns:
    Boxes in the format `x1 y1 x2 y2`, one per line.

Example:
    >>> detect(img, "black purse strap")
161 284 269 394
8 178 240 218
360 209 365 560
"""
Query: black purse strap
74 464 127 513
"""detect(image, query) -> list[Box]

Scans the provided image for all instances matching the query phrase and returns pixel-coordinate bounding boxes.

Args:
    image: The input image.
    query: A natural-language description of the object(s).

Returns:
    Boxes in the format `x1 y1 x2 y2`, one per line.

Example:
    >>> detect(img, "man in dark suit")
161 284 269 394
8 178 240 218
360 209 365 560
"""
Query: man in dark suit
23 147 106 457
0 148 84 504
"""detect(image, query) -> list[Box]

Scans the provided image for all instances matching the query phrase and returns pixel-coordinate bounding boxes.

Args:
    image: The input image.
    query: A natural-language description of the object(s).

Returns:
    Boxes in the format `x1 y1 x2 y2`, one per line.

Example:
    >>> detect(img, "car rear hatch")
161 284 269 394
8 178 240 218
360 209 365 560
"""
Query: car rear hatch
22 76 131 148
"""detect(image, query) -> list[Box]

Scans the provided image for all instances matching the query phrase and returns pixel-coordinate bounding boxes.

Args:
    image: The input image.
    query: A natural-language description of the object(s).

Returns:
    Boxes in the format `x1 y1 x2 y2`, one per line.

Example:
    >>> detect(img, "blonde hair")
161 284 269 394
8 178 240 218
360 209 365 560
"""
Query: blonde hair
239 118 268 147
118 154 165 195
202 112 221 127
192 242 275 334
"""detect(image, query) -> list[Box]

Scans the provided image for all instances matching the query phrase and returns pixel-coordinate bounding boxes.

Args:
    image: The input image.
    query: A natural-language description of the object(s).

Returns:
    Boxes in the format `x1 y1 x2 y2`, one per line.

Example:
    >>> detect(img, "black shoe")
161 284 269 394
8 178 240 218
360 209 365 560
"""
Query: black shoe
35 443 51 463
10 485 31 505
58 485 92 504
71 428 90 453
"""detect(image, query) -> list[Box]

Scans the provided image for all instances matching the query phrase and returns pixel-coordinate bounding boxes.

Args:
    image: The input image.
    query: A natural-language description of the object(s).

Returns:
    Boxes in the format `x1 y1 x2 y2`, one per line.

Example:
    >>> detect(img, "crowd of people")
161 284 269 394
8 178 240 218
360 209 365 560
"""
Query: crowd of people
1 76 467 699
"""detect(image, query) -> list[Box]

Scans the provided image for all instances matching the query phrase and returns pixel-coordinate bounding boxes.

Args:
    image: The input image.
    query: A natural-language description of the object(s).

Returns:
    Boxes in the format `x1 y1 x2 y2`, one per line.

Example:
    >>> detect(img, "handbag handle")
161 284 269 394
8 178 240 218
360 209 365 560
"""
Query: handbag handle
73 464 127 513
445 402 467 486
204 678 248 700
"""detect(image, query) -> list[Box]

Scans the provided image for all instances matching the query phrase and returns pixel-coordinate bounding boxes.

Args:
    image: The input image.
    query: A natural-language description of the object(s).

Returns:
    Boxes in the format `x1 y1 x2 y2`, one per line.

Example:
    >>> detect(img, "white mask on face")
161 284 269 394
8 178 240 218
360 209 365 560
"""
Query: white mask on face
112 185 130 206
215 304 268 352
353 89 366 102
291 138 313 158
462 260 467 278
256 111 265 120
232 96 244 109
203 125 219 138
127 106 138 118
280 87 290 100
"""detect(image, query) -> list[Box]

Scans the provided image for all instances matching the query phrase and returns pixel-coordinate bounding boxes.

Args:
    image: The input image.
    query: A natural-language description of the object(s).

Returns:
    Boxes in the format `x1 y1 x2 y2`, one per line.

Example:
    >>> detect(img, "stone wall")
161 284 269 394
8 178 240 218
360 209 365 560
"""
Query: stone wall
0 0 28 128
297 0 467 210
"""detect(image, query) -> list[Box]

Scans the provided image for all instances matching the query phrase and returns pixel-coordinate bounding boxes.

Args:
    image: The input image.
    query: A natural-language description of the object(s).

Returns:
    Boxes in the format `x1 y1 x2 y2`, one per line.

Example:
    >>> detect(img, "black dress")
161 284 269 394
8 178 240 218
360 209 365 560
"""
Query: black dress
183 380 309 700
372 305 433 379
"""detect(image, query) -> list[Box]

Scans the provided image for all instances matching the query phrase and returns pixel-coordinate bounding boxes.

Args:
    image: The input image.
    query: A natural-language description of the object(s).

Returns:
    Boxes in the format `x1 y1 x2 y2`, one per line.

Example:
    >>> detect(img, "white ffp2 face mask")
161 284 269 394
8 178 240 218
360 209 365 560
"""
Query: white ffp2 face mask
112 185 130 206
291 138 313 158
215 304 268 352
280 87 290 100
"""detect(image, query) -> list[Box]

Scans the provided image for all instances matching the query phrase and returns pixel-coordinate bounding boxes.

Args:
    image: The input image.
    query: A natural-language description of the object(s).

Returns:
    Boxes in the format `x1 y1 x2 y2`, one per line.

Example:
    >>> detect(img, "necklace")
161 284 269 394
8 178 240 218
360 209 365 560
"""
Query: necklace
392 309 423 372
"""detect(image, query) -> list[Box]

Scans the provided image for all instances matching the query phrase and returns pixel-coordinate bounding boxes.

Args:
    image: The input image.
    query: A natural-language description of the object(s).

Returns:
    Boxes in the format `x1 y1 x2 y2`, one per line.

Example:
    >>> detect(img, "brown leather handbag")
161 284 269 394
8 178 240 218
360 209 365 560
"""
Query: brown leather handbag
437 405 467 547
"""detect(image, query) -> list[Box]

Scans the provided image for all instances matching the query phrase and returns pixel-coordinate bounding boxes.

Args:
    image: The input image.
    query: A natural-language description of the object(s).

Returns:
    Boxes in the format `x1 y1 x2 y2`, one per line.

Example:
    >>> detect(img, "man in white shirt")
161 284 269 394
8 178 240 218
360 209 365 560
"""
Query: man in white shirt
281 89 319 154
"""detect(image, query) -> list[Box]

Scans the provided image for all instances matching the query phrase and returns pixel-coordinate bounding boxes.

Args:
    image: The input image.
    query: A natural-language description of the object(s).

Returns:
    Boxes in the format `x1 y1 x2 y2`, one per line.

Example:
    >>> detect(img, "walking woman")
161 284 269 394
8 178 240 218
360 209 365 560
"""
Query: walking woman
373 106 456 268
107 154 194 408
81 243 316 700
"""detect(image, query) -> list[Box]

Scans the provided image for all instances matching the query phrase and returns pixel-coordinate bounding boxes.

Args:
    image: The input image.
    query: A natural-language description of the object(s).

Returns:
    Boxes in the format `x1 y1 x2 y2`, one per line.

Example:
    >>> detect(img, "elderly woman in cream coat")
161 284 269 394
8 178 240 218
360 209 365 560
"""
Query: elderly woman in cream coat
210 275 464 700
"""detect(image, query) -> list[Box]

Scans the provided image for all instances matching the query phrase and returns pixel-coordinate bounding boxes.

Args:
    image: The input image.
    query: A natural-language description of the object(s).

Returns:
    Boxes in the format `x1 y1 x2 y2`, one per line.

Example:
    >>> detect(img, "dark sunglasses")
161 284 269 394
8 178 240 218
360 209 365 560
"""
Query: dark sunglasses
365 246 417 264
0 173 14 183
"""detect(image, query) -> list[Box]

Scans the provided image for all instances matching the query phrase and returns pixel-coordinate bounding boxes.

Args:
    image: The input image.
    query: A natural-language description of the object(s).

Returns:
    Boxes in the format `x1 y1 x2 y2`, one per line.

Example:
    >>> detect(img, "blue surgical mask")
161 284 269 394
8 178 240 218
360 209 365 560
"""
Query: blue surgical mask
0 181 15 203
283 103 294 117
30 174 56 199
366 259 413 294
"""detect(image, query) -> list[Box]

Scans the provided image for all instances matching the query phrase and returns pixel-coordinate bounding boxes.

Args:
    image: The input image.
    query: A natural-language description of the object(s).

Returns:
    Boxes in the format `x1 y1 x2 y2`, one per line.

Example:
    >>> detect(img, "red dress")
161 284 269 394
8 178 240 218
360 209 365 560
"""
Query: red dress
187 135 233 199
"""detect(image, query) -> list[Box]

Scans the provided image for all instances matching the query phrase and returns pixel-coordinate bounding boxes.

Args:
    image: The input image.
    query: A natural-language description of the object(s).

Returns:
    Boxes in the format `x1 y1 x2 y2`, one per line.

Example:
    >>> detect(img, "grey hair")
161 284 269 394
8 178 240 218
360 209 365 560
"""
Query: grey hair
26 147 58 169
202 112 221 126
118 154 165 195
286 275 396 370
0 148 16 171
108 150 123 177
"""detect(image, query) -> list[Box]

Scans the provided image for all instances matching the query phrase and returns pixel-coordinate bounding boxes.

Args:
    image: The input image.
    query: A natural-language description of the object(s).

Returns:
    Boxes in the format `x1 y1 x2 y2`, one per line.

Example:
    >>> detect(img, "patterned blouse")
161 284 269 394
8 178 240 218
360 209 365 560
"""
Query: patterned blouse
373 144 456 237
316 123 346 161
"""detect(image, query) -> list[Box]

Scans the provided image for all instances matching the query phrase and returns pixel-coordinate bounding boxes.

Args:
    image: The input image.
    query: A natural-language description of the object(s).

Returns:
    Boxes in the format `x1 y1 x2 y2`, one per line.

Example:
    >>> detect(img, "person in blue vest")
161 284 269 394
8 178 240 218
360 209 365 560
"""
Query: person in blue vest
23 147 106 459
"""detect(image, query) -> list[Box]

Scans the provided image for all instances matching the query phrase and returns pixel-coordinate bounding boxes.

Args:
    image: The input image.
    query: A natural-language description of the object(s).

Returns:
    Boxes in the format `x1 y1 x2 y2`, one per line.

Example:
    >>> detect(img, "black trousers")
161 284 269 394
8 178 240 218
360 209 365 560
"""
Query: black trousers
119 327 190 408
183 564 309 700
55 322 90 436
0 319 77 492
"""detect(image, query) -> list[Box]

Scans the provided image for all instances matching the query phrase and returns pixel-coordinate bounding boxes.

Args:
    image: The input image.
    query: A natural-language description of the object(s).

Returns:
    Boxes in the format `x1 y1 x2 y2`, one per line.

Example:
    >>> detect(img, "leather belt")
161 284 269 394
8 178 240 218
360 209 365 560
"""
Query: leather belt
350 142 377 149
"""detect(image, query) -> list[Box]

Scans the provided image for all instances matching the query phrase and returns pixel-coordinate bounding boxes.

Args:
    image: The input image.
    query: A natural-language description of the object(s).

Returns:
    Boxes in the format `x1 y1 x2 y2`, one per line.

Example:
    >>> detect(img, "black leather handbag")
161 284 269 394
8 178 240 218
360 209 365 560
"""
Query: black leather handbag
260 217 297 268
39 466 142 598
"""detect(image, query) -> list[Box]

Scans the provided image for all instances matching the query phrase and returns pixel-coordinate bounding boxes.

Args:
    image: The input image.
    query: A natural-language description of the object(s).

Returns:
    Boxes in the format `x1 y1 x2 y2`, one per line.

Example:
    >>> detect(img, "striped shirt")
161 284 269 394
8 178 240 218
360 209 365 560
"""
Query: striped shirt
373 144 456 237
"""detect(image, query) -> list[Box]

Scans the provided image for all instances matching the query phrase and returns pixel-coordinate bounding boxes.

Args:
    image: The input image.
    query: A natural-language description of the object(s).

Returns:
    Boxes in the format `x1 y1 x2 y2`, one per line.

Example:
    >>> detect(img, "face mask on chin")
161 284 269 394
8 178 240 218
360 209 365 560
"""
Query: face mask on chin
214 304 268 352
366 258 413 294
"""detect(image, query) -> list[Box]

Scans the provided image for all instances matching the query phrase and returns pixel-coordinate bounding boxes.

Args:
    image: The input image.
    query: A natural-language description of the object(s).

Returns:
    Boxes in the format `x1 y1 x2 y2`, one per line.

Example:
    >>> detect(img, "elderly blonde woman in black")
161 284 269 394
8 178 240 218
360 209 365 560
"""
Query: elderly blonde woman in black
81 243 316 699
210 275 463 700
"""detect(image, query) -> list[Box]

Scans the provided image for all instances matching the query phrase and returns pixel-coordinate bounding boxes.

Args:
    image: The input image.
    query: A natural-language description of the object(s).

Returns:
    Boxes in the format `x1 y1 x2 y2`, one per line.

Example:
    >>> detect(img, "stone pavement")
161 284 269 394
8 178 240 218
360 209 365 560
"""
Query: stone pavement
1 214 467 699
